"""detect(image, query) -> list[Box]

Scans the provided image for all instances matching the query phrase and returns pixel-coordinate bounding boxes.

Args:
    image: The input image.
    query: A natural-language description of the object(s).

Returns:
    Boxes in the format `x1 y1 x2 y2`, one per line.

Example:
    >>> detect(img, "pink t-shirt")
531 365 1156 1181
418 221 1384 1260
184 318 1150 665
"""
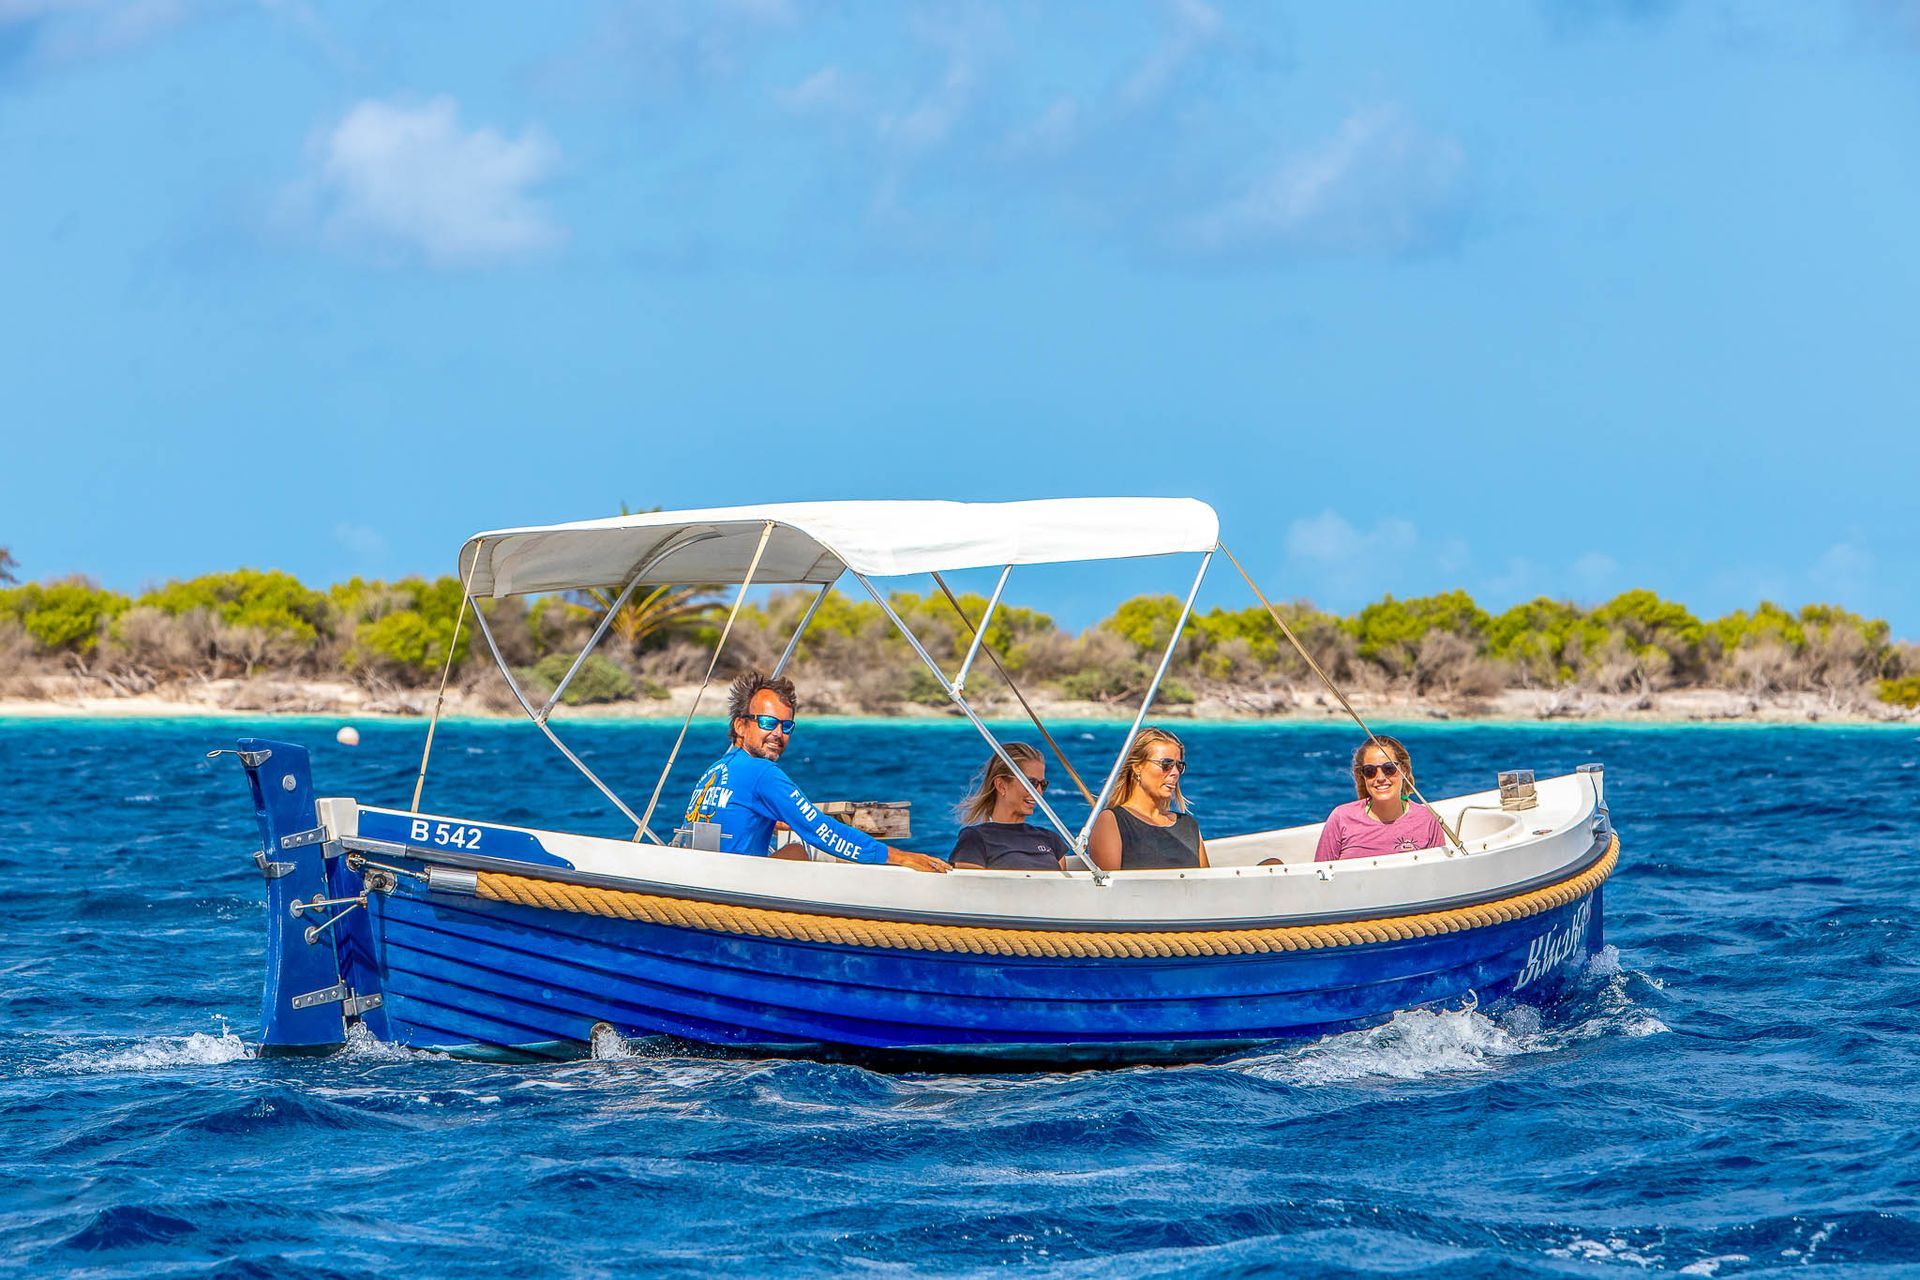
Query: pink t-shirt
1314 799 1445 862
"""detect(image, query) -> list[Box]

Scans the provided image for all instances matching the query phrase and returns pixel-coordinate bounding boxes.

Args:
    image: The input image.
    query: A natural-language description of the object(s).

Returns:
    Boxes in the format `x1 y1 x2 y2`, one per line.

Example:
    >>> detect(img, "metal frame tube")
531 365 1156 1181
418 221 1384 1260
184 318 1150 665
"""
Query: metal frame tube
1077 549 1213 847
537 571 644 723
632 521 776 844
856 574 1106 883
536 529 724 722
772 583 832 678
948 565 1011 694
469 597 652 836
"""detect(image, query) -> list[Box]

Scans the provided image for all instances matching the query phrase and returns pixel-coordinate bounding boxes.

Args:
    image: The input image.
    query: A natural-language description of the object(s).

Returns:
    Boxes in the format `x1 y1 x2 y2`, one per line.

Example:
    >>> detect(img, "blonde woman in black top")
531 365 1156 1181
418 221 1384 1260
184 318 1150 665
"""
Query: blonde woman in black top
1086 727 1207 872
949 743 1072 871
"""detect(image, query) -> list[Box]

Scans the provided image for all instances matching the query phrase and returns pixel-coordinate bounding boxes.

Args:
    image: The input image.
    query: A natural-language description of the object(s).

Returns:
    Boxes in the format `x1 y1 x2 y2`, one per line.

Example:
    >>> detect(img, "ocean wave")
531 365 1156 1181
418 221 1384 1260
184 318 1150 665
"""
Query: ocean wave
45 1029 253 1074
1230 951 1668 1087
7 720 1919 1274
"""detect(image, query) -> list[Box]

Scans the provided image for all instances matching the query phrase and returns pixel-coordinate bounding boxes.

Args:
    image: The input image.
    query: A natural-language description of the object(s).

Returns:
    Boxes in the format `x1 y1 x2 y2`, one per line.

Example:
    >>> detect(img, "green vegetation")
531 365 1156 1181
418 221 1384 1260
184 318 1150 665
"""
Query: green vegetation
519 653 637 706
0 558 1912 715
0 578 128 653
1879 676 1920 710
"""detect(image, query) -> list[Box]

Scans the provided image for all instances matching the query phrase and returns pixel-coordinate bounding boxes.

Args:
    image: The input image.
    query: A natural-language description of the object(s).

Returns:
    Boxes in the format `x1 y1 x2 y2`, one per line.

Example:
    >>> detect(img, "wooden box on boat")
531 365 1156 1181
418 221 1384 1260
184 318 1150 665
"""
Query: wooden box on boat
815 800 911 840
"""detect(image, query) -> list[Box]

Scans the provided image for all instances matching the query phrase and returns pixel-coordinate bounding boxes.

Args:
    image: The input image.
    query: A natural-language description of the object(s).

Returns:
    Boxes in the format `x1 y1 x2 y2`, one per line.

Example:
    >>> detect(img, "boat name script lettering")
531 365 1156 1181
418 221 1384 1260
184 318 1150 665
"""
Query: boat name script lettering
1513 899 1591 992
409 819 485 851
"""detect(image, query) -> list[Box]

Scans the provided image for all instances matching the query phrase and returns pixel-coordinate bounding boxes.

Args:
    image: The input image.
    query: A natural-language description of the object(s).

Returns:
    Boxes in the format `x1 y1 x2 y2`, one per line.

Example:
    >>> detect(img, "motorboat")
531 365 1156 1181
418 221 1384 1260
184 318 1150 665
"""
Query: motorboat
220 499 1616 1065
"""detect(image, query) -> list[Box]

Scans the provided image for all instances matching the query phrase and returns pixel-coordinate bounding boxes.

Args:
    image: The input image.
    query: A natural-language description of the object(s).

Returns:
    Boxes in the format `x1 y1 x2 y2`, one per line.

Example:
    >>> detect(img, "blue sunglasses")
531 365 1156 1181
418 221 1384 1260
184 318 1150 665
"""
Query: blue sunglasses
750 714 796 734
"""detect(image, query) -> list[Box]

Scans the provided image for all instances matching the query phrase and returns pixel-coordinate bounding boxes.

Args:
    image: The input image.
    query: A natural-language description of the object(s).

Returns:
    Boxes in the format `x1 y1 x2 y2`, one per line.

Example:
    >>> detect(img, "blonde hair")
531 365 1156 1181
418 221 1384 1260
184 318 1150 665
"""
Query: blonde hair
1109 727 1188 812
1351 735 1416 801
954 743 1045 826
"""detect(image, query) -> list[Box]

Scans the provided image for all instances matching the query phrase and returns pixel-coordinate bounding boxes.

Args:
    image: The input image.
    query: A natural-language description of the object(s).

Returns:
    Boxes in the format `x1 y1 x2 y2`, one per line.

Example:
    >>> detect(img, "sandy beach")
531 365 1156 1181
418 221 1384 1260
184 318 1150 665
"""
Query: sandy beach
1 674 1911 726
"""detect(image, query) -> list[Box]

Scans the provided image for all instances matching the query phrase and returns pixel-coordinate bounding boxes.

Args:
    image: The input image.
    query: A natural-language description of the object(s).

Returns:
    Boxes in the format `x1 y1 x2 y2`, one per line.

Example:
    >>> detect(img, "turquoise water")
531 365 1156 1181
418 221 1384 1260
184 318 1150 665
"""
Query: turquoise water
3 719 1918 1276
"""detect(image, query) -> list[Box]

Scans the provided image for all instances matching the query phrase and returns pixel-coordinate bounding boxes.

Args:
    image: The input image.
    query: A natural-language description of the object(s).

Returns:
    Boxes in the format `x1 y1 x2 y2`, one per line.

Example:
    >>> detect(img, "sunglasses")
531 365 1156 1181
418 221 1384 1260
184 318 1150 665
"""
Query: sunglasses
1360 761 1401 780
1006 776 1049 795
1148 758 1187 774
749 714 797 734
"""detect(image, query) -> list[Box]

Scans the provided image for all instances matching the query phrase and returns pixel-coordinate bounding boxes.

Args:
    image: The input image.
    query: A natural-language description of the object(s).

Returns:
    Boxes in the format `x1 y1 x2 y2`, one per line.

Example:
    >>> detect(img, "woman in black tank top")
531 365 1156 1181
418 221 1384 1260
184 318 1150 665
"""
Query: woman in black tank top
1086 727 1208 872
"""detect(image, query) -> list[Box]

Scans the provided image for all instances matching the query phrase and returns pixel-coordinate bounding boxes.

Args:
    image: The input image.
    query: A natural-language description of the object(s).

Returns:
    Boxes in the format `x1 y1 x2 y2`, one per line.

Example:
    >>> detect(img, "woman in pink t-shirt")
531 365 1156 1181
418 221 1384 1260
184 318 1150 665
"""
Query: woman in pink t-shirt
1313 735 1446 862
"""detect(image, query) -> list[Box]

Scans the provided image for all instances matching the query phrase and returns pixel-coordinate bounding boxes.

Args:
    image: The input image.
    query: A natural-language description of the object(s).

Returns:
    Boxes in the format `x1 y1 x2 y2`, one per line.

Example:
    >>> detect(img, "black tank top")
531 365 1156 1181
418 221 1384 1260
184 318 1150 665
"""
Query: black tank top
1112 807 1203 870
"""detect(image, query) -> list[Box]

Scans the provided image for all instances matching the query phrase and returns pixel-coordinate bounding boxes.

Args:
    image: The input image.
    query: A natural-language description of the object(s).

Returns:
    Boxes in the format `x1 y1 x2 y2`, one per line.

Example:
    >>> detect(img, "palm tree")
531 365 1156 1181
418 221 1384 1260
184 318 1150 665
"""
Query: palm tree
583 582 714 654
578 503 717 653
0 548 15 585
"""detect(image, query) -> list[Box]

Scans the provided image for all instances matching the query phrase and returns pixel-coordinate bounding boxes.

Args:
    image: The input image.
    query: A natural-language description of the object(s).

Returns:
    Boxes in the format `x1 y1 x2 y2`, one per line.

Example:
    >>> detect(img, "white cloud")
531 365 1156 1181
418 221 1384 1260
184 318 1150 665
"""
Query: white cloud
301 96 562 267
1004 96 1082 160
332 522 388 562
876 45 977 153
1119 0 1223 112
1810 541 1872 601
1 0 194 65
1478 556 1543 606
779 65 857 116
1285 510 1418 568
1182 105 1468 257
1571 552 1619 597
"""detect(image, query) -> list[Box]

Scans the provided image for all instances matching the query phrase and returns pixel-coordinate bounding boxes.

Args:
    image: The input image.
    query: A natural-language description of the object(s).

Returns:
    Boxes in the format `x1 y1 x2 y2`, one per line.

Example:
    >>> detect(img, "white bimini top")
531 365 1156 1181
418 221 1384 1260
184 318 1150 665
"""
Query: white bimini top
458 498 1219 597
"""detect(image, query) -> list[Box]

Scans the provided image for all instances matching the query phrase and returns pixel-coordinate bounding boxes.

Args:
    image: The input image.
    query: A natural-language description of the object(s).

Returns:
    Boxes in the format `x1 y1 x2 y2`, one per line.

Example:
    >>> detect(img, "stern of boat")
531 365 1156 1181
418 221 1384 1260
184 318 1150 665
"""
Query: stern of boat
222 737 386 1055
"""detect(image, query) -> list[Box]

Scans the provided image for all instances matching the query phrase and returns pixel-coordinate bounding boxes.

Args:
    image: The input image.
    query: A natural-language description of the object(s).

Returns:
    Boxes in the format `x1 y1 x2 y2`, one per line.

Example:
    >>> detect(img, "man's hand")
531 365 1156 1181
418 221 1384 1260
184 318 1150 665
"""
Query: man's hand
885 849 950 873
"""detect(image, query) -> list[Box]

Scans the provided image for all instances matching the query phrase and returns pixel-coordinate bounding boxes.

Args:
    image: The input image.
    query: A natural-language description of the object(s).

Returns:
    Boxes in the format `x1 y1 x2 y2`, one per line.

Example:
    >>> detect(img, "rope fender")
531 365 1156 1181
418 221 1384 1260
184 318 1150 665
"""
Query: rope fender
467 836 1618 960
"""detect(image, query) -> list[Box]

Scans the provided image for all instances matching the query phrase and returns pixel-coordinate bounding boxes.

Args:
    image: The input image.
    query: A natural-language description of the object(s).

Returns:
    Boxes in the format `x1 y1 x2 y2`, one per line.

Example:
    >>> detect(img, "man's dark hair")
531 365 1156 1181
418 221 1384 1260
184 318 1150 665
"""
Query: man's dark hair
727 670 799 744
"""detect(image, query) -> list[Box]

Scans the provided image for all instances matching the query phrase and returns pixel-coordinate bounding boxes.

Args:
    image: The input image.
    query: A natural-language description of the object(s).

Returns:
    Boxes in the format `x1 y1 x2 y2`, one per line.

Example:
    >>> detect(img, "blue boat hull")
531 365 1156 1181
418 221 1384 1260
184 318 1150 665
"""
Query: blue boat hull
348 864 1603 1065
231 738 1607 1067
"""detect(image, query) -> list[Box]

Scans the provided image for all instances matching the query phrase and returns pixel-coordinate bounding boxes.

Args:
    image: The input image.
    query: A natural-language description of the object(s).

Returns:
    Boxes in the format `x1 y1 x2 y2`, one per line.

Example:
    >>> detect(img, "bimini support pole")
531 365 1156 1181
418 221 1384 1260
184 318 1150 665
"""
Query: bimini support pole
633 521 776 844
411 538 486 814
1077 549 1213 849
857 575 1106 884
1218 542 1466 856
772 583 832 678
535 570 647 724
535 530 723 724
468 599 649 833
930 572 1096 808
949 565 1010 693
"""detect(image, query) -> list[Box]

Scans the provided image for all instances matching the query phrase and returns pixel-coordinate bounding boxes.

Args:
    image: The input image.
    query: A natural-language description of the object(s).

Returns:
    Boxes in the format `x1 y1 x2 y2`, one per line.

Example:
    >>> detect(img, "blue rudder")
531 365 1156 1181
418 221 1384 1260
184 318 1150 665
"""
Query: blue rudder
226 737 350 1054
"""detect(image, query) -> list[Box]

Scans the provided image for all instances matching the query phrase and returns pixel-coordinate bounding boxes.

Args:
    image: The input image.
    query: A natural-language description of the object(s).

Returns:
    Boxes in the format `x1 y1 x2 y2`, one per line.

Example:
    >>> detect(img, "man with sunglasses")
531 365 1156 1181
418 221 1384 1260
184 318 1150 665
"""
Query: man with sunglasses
681 670 949 872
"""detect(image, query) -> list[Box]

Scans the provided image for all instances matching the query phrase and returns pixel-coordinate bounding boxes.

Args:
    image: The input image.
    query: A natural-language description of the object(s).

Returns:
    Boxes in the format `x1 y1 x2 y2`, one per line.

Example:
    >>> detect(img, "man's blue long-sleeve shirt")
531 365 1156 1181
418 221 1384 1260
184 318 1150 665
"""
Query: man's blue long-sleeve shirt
683 747 890 864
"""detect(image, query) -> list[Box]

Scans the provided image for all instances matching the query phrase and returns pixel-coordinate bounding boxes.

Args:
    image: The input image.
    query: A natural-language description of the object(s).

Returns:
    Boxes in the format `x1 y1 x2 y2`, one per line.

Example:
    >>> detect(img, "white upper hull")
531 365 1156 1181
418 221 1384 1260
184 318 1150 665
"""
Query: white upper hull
320 769 1608 931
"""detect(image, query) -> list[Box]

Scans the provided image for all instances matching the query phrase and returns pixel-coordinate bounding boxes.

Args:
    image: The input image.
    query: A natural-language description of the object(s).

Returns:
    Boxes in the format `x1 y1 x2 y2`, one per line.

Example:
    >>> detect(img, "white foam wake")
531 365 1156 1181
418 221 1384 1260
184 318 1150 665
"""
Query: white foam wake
1234 949 1667 1086
48 1029 253 1074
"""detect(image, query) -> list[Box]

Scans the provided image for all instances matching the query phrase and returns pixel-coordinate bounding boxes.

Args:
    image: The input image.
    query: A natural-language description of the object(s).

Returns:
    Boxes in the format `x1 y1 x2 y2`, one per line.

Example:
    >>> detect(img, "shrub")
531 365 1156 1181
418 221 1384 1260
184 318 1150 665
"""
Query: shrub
1878 676 1920 709
1350 591 1489 678
1158 678 1196 706
1056 663 1151 703
350 611 466 684
136 569 331 647
519 653 636 705
108 606 211 677
337 577 476 683
903 667 950 706
1594 589 1705 683
0 617 32 666
1101 595 1186 653
1192 607 1283 667
1487 599 1608 687
0 578 128 653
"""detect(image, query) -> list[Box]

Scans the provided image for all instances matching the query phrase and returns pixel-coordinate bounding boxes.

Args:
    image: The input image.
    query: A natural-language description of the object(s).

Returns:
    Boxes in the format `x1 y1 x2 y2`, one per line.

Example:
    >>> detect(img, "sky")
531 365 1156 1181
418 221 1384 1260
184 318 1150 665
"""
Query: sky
2 1 1917 635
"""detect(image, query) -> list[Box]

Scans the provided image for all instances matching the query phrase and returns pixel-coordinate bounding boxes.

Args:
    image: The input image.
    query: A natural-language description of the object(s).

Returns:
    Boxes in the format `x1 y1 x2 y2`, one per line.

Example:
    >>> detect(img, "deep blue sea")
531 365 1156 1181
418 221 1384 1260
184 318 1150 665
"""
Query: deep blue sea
4 716 1919 1277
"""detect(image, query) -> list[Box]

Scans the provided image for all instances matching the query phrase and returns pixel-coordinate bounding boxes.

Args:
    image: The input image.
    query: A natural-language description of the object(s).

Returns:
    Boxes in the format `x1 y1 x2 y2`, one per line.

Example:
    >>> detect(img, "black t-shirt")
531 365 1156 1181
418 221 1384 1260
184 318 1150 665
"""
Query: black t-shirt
949 821 1070 871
